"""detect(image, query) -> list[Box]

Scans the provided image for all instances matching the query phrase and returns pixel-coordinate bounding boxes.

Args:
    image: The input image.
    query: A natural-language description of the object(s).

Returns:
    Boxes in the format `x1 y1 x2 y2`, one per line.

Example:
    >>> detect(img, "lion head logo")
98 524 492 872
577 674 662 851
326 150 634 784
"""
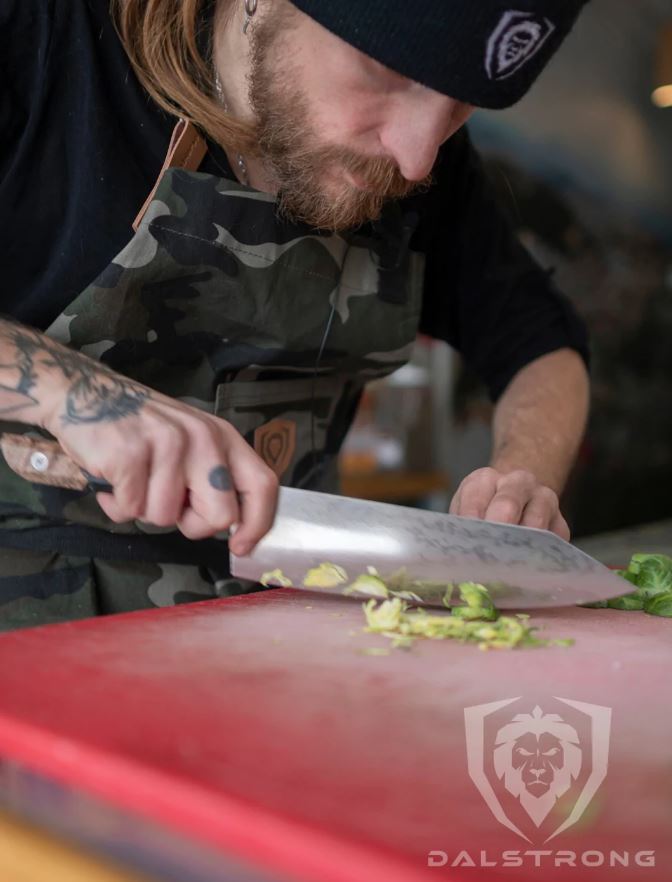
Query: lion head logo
493 705 582 827
464 697 611 842
485 11 555 81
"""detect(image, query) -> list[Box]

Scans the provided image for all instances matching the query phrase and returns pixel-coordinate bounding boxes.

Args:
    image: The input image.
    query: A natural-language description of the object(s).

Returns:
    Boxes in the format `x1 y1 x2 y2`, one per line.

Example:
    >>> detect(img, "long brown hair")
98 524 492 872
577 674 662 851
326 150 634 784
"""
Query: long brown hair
112 0 256 152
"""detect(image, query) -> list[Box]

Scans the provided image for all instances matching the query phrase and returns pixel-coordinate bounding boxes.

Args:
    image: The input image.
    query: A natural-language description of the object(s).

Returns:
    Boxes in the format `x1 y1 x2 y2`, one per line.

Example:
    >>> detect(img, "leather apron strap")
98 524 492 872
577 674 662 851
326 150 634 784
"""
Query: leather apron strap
133 119 208 231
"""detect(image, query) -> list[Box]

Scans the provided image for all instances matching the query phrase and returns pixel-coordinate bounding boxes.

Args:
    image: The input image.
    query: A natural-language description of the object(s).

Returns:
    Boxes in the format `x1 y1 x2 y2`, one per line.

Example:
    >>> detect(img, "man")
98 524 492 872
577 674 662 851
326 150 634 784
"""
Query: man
0 0 589 629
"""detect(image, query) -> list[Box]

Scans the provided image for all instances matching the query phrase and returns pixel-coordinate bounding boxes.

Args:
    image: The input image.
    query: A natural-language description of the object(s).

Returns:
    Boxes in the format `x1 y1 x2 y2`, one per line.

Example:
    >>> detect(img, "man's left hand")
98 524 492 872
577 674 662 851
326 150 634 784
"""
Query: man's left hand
449 467 570 541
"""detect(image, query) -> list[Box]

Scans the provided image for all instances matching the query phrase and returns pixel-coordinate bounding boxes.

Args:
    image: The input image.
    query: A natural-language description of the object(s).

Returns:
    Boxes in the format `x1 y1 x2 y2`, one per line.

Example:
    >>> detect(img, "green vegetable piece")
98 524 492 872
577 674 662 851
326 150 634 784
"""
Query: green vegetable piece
607 594 645 611
346 573 389 598
644 592 672 617
260 569 293 587
362 597 571 651
614 568 639 587
457 581 495 609
363 597 406 631
390 590 423 603
625 553 672 598
451 605 498 621
452 581 497 620
441 585 454 608
580 599 609 609
303 563 348 589
360 647 391 656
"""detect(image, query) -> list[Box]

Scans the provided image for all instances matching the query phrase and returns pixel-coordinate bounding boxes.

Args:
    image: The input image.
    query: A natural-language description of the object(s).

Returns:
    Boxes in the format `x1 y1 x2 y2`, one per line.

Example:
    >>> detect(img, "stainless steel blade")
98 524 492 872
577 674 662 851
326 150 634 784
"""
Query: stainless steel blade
231 488 628 609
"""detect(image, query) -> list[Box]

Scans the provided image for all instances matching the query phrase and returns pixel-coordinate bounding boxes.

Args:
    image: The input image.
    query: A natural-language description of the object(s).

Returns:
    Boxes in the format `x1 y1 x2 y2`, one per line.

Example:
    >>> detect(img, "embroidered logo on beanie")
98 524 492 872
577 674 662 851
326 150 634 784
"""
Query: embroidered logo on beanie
485 10 556 81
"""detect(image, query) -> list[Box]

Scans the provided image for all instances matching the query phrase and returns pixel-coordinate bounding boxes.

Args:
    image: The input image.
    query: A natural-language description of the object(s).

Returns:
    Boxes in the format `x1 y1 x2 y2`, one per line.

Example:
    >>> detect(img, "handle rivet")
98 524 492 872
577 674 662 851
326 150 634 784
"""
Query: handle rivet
30 451 50 473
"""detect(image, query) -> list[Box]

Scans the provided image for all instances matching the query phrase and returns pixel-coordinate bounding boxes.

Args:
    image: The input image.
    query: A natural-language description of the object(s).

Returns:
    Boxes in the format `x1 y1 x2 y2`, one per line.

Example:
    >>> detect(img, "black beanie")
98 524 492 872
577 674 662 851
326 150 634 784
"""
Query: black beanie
289 1 588 109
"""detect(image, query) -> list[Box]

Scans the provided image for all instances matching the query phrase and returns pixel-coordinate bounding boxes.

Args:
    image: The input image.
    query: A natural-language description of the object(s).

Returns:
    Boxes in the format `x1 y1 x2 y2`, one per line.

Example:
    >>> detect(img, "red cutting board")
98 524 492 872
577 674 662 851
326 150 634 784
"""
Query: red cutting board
0 589 669 882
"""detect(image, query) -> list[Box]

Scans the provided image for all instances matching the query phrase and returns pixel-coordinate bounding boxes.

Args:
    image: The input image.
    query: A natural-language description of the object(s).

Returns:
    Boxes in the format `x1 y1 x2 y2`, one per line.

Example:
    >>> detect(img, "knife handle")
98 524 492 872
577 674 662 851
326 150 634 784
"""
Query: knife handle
0 434 113 494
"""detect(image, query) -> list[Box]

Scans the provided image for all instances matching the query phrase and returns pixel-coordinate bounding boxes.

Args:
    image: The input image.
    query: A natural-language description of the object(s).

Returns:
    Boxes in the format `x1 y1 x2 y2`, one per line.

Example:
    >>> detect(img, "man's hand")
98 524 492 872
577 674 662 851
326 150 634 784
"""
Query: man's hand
449 467 570 540
448 348 588 542
52 389 279 554
0 319 279 555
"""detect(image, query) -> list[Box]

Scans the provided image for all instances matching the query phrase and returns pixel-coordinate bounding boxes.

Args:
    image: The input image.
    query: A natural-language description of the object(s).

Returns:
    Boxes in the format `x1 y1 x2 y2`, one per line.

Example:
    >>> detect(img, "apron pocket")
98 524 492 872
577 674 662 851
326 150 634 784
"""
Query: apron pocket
215 375 359 491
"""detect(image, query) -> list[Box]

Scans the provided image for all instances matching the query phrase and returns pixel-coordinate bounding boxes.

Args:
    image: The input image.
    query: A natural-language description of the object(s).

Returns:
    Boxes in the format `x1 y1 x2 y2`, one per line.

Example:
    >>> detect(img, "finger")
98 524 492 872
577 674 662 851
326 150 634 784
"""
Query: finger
225 448 279 556
177 505 226 541
484 470 537 525
550 510 571 541
520 486 559 532
448 488 461 515
185 462 241 537
142 431 188 527
96 492 134 524
456 468 499 519
101 448 150 522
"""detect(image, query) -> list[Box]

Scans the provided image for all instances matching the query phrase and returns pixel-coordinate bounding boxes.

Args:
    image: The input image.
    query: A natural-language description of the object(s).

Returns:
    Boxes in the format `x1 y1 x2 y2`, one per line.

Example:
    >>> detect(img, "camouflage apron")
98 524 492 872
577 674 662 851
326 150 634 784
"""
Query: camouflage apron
0 121 424 630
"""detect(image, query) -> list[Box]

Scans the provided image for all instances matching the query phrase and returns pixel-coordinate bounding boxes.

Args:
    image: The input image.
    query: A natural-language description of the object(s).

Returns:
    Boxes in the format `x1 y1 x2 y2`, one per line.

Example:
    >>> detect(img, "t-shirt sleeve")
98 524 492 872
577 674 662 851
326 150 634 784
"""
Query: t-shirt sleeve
416 128 589 402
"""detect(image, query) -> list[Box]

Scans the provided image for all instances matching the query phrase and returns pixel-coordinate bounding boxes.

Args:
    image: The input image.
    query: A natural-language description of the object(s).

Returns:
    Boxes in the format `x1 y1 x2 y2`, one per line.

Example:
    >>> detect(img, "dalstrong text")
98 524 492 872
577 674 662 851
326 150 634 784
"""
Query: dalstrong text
427 849 656 869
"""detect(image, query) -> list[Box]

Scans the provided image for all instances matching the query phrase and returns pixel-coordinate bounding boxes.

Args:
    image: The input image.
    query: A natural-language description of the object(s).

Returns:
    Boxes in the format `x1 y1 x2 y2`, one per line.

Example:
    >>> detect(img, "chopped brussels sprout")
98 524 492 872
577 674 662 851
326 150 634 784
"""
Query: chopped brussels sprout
590 553 672 617
627 553 672 598
390 590 424 603
362 589 572 651
260 569 293 587
607 594 645 611
345 573 389 598
303 563 348 588
644 592 672 617
451 604 498 621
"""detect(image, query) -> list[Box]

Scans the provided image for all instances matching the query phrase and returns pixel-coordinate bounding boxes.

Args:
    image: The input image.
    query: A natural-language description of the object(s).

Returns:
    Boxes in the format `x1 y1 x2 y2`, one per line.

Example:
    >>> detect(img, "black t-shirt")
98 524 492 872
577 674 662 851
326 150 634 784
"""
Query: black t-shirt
1 0 588 401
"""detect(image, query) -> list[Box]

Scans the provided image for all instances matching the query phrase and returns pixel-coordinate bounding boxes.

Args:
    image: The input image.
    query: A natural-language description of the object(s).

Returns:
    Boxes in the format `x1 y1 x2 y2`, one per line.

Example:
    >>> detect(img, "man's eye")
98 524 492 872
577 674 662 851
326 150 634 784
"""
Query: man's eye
543 748 559 756
516 748 534 756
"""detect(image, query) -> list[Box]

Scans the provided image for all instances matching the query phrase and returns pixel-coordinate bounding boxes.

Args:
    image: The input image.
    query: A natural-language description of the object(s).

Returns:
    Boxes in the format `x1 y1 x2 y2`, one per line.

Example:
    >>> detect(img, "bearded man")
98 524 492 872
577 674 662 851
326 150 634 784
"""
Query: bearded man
0 0 590 629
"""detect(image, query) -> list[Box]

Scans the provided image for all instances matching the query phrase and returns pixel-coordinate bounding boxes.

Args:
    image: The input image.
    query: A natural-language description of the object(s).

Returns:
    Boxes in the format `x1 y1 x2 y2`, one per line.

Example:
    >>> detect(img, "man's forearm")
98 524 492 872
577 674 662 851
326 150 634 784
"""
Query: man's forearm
0 317 147 433
489 348 589 494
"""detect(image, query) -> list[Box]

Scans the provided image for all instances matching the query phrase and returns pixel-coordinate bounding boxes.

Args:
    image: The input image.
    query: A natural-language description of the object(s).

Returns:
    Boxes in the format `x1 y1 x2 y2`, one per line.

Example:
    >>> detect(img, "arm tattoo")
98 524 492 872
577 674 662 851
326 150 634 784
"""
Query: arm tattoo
0 321 150 425
208 465 233 492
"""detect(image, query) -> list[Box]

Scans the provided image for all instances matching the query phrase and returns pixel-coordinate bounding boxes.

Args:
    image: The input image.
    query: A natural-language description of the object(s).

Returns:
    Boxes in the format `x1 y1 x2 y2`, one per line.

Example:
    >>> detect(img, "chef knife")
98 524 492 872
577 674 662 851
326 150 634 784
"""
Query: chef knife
0 433 628 609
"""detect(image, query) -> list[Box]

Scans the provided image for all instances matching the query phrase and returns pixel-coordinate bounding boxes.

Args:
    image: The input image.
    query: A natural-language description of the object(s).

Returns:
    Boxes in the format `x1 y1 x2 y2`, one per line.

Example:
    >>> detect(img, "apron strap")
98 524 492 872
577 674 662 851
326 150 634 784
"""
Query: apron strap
133 119 208 231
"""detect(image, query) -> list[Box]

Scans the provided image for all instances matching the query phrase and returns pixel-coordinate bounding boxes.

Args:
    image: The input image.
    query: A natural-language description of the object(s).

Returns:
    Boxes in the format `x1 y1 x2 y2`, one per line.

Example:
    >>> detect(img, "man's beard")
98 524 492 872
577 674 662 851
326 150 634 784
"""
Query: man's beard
247 15 429 231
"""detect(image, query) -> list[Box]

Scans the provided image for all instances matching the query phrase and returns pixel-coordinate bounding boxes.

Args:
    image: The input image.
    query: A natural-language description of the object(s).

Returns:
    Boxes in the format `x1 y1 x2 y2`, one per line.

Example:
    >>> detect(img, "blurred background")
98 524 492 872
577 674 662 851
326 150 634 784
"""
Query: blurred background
339 0 672 559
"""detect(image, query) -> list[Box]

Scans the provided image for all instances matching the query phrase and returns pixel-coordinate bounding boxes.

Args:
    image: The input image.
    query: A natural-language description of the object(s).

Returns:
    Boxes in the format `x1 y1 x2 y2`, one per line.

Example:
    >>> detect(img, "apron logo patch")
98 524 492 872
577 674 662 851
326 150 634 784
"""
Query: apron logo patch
254 419 296 479
485 10 555 81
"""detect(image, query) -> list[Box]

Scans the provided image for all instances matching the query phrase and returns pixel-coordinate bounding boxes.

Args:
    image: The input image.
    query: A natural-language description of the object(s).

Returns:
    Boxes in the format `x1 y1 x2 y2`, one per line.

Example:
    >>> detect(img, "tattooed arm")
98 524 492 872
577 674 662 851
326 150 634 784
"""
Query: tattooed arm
0 319 149 426
0 318 278 551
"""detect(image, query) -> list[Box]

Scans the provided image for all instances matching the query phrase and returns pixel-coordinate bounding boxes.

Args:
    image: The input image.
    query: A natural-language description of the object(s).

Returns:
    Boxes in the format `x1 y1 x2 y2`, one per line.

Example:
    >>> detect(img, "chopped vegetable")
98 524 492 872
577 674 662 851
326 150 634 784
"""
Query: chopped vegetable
607 594 644 611
644 593 672 617
344 573 389 598
452 581 498 621
627 553 672 597
585 553 672 618
303 563 348 589
360 647 391 656
362 587 572 651
260 568 293 587
391 590 424 603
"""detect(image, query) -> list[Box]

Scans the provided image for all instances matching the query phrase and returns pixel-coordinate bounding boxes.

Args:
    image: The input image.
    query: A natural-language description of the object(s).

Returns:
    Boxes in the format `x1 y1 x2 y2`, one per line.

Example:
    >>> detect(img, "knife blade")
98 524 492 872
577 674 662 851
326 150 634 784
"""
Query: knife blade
0 434 628 609
231 487 628 609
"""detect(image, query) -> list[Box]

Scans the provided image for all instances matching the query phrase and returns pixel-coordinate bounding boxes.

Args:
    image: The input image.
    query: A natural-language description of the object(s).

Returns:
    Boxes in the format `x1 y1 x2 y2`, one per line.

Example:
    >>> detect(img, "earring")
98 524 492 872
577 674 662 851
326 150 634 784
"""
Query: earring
243 0 257 34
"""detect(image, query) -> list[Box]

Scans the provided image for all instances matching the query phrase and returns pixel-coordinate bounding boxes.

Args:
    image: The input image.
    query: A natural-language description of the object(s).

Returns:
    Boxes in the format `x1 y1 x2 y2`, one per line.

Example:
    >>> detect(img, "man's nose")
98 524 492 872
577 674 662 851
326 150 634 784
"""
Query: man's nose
379 93 472 181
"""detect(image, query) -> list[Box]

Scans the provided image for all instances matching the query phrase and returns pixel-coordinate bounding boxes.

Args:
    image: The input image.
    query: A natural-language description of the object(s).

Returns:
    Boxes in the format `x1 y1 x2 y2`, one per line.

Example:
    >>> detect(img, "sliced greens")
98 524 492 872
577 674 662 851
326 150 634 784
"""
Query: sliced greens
260 568 293 587
302 563 348 589
363 595 572 651
584 552 672 617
